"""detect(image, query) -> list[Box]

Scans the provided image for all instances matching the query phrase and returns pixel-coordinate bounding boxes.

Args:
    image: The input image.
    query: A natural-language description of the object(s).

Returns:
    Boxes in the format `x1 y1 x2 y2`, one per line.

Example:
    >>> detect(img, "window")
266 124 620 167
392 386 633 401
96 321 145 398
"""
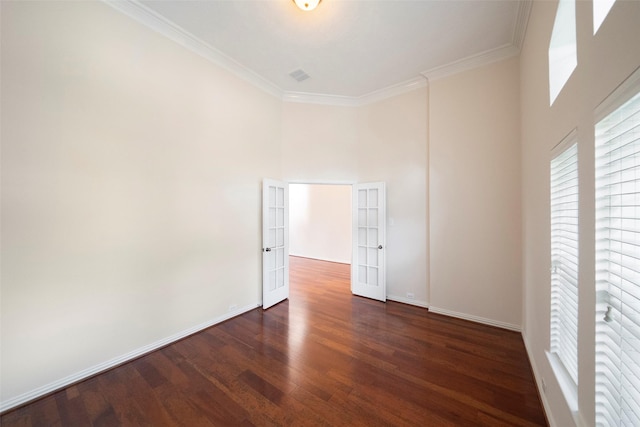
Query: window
593 0 616 34
595 77 640 427
549 0 577 105
550 136 579 388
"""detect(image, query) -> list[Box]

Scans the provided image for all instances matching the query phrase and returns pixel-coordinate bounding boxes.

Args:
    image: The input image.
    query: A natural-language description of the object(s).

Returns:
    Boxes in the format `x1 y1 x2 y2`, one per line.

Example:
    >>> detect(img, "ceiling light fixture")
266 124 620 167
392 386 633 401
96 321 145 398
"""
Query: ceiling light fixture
293 0 321 12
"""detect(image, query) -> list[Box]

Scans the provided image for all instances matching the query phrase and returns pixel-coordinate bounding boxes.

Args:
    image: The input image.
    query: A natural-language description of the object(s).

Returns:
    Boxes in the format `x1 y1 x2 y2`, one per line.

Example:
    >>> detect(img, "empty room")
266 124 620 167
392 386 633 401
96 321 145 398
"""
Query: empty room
1 0 639 426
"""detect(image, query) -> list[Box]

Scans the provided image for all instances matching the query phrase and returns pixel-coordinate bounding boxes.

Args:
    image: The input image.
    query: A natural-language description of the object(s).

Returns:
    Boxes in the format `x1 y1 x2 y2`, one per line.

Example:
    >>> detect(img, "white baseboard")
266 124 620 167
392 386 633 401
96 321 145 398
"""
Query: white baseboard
289 253 350 265
386 294 429 308
522 333 557 427
0 302 261 413
428 306 521 332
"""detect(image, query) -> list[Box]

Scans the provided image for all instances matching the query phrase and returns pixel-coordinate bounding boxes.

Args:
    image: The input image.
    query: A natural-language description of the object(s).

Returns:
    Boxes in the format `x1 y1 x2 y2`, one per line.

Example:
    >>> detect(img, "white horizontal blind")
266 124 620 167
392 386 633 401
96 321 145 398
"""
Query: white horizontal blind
595 89 640 427
550 140 579 385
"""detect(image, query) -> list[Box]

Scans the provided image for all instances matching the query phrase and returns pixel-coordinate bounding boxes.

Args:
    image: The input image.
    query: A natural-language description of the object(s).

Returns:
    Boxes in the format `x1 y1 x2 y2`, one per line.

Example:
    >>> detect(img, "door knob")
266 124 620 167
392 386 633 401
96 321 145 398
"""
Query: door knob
378 245 383 250
264 247 272 252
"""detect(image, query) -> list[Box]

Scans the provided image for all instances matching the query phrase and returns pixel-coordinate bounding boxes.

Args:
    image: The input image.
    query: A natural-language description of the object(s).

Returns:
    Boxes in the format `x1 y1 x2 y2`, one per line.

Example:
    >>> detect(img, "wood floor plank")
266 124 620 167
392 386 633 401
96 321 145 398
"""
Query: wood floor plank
55 387 93 427
1 256 547 426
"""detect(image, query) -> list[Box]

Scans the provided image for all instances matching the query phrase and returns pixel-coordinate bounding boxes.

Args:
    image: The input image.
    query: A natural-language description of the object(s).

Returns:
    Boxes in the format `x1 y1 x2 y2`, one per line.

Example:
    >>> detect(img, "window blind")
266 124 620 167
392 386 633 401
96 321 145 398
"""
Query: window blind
595 89 640 427
550 140 579 385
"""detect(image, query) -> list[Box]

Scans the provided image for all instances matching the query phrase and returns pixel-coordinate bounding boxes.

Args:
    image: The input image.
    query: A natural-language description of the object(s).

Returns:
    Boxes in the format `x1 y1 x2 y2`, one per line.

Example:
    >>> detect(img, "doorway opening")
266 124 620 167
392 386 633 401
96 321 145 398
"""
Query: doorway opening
289 183 353 267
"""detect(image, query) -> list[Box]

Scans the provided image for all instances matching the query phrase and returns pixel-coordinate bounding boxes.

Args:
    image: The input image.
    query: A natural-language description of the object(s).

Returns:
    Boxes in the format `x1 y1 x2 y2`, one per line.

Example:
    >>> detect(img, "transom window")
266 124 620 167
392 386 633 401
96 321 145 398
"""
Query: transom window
548 0 577 105
593 0 616 34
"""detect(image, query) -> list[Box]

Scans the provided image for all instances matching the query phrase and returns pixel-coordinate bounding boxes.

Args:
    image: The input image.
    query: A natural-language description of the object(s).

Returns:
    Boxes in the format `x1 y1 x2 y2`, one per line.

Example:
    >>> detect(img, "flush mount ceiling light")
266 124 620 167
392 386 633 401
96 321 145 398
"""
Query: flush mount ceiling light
293 0 321 12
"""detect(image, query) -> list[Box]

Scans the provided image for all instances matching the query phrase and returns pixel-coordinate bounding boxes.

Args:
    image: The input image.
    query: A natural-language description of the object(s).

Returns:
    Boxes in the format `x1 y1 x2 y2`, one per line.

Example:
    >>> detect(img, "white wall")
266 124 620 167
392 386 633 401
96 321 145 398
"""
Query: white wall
281 104 359 182
282 88 429 306
357 91 430 305
289 184 352 264
0 1 281 407
429 57 522 330
520 1 640 426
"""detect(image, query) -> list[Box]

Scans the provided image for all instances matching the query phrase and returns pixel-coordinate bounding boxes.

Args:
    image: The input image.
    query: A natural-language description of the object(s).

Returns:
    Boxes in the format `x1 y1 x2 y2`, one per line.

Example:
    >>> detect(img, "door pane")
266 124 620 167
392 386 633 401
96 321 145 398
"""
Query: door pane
269 271 276 291
269 187 276 206
277 228 284 246
359 228 367 245
277 268 284 288
358 190 367 207
358 208 367 225
277 208 284 226
369 189 378 206
269 208 276 227
368 267 378 286
368 228 378 247
276 248 284 267
268 252 276 270
359 246 366 264
277 187 284 206
368 208 378 226
359 265 367 283
368 248 378 267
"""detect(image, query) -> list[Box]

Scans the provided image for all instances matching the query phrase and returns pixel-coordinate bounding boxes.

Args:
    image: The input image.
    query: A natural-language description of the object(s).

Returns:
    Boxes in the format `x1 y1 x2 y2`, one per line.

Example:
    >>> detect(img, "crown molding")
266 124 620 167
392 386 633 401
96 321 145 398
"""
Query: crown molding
283 92 360 107
283 76 428 107
513 0 533 49
105 0 529 106
358 76 428 105
104 0 282 99
421 43 519 82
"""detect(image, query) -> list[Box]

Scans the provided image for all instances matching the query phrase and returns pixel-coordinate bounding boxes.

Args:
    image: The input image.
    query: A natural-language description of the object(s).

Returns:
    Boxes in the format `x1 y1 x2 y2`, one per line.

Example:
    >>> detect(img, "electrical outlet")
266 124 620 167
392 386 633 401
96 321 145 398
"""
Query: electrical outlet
406 292 415 299
542 379 547 394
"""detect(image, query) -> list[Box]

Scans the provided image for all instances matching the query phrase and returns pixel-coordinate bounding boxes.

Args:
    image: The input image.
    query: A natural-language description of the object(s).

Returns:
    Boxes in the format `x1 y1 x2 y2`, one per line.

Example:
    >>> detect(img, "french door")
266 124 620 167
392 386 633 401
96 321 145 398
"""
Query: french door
351 182 386 302
262 179 289 309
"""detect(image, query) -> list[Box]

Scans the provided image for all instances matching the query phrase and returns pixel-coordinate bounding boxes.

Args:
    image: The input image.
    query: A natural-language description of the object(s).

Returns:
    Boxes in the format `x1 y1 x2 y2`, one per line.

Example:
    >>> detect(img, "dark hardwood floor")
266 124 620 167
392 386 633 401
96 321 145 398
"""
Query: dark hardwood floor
1 256 547 426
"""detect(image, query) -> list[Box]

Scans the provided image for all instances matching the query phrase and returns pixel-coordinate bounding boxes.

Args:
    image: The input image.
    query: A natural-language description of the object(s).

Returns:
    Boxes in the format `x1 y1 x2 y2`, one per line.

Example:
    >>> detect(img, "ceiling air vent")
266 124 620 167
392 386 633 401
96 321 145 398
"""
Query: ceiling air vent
289 69 310 82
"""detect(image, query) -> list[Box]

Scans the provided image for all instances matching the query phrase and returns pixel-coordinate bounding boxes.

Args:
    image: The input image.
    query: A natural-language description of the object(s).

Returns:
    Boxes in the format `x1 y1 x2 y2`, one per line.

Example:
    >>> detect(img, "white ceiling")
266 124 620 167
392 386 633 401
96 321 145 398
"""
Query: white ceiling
125 0 530 101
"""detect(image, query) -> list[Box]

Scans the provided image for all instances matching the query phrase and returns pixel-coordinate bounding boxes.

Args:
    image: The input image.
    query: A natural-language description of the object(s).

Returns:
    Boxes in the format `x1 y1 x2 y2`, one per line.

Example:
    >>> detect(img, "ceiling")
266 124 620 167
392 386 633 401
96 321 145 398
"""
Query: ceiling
123 0 531 102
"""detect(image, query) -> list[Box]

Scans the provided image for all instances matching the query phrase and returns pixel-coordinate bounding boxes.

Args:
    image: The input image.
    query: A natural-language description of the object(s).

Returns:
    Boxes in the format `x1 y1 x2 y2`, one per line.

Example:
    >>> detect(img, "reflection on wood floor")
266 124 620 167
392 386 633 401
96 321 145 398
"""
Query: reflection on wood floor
1 255 547 426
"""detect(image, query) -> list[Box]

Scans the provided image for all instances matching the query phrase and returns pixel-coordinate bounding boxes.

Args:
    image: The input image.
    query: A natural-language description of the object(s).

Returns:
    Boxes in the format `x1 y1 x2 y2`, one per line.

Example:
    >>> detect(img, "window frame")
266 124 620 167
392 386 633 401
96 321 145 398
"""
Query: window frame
547 130 580 413
594 67 640 427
